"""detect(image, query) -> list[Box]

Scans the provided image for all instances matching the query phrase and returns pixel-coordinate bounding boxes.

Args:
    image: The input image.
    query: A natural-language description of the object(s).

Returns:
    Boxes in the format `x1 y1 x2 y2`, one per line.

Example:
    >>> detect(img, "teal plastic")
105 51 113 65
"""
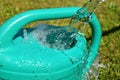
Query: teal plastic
0 7 102 80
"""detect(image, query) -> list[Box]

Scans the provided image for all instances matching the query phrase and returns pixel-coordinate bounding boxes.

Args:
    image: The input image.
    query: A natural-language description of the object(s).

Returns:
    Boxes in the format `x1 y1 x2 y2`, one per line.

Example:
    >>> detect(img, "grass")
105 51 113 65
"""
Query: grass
0 0 120 79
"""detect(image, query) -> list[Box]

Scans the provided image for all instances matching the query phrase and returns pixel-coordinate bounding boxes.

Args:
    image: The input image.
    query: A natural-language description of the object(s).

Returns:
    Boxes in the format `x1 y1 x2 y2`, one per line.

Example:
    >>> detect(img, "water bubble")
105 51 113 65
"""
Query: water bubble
23 29 28 40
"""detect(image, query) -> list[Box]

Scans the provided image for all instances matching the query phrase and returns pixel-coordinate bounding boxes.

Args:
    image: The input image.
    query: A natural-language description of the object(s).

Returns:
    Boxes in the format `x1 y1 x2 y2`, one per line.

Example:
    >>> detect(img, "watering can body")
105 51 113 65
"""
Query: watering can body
0 7 101 80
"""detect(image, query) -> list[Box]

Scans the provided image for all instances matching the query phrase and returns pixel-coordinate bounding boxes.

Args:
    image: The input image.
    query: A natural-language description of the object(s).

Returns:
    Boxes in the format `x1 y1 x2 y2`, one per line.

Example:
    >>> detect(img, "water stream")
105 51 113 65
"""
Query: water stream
83 55 106 80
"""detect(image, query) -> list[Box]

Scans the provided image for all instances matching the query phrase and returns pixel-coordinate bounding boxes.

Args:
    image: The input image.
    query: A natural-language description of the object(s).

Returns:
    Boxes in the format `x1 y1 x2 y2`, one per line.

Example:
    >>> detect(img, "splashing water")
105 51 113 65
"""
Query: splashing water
29 24 77 50
83 55 106 80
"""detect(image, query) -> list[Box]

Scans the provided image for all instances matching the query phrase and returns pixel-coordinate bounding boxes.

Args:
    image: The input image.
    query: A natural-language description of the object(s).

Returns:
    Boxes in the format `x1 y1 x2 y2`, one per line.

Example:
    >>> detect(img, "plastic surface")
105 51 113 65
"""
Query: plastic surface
0 7 101 80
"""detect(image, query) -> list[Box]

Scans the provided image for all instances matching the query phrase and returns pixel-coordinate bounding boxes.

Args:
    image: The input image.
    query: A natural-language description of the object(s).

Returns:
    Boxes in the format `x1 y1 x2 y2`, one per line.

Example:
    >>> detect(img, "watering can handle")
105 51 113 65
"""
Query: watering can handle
0 7 101 71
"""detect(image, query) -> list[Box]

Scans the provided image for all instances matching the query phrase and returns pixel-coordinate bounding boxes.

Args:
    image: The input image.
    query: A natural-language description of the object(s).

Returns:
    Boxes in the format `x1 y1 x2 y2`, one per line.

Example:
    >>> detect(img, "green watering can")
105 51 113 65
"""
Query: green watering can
0 7 101 80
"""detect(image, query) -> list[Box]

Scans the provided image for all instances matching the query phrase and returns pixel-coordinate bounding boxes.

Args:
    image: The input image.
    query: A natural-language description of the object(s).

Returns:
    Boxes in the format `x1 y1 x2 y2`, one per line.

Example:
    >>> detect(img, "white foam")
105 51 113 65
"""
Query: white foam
30 24 77 50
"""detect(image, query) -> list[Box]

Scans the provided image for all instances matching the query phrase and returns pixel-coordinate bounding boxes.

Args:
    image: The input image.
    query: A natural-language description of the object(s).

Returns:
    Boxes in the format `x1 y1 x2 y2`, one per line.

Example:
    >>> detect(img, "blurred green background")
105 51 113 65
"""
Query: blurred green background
0 0 120 79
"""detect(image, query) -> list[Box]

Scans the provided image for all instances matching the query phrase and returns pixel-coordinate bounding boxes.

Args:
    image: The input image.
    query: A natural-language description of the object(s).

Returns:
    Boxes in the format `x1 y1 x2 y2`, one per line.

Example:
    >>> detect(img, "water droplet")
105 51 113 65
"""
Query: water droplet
23 29 28 40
